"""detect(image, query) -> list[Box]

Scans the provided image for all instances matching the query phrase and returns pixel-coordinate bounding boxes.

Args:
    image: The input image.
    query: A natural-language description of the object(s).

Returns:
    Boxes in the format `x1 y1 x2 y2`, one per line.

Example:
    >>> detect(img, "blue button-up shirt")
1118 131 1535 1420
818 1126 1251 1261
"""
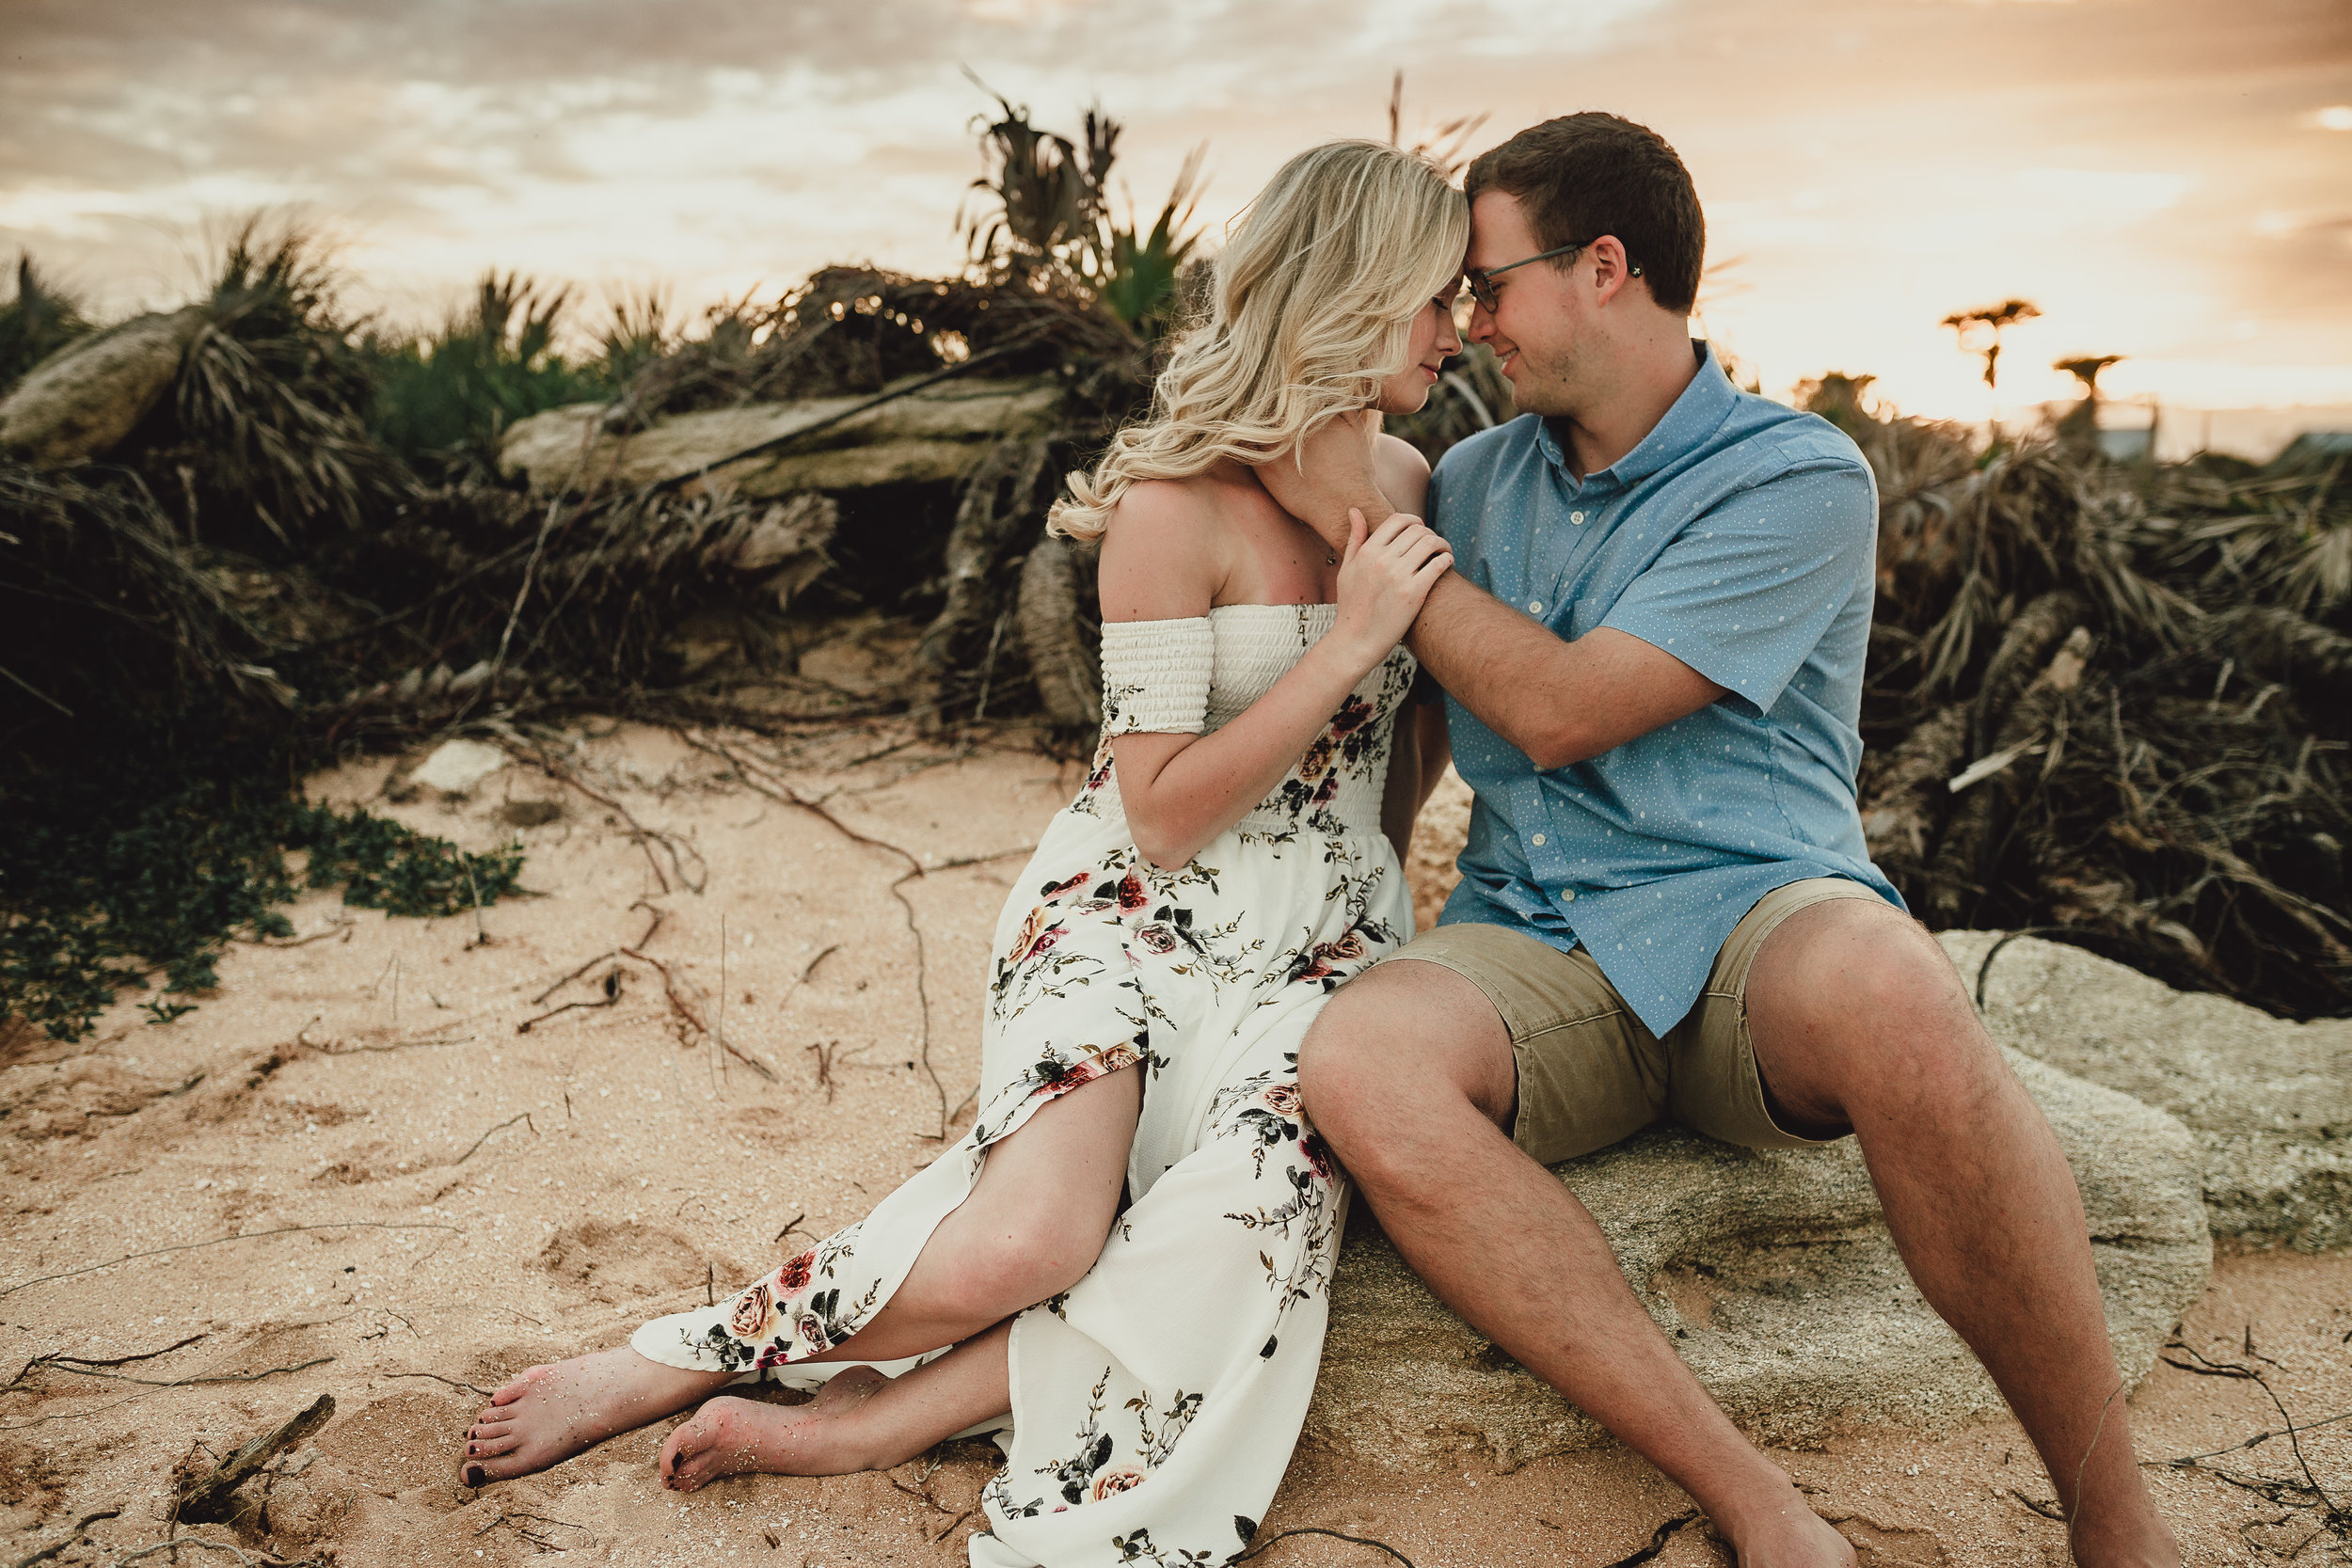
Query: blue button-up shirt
1427 341 1902 1037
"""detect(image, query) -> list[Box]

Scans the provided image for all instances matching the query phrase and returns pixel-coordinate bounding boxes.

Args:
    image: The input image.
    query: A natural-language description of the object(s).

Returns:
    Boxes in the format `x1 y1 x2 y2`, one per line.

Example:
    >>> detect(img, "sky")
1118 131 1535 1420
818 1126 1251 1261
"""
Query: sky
4 0 2349 442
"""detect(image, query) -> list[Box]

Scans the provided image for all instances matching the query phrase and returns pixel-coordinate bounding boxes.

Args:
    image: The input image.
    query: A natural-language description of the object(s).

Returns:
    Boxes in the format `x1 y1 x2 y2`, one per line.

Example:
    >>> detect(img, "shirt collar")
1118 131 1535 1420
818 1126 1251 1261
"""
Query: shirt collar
1534 340 1737 491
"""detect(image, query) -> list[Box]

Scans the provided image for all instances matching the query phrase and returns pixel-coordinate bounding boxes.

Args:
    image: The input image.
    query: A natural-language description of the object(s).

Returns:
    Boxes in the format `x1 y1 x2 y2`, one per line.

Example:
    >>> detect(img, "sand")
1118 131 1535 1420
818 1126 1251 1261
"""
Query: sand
2 721 2344 1566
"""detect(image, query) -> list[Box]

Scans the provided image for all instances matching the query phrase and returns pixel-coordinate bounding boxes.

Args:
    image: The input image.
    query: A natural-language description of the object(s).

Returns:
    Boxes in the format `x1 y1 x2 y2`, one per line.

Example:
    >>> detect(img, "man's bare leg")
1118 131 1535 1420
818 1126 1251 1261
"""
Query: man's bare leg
1743 902 2178 1566
1298 960 1852 1568
462 1069 1138 1485
659 1320 1013 1491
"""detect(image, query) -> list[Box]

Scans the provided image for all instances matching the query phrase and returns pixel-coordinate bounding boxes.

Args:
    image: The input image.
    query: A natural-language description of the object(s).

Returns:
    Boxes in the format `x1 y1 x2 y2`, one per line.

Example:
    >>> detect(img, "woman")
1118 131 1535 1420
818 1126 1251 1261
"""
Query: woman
460 139 1466 1567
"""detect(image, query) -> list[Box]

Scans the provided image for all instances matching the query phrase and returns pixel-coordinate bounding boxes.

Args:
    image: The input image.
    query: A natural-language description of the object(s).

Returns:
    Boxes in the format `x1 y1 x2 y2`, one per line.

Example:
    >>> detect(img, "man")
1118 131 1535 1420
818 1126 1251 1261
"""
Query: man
1261 114 2180 1567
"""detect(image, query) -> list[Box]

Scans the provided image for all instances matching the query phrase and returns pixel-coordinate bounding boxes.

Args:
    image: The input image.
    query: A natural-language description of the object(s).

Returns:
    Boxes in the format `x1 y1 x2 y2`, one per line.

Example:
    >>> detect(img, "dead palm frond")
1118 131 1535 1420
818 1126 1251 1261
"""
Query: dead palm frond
154 219 400 547
0 254 91 393
959 74 1115 289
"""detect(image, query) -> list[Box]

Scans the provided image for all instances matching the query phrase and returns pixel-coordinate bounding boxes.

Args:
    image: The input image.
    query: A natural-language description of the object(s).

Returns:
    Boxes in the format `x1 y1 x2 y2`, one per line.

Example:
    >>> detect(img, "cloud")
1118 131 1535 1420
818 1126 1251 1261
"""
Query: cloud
2 0 2347 414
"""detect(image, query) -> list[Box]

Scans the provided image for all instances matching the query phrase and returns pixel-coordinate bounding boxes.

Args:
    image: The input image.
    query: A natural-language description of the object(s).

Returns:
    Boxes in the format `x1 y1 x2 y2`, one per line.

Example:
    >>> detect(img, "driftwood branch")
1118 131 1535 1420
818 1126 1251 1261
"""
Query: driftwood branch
173 1392 336 1525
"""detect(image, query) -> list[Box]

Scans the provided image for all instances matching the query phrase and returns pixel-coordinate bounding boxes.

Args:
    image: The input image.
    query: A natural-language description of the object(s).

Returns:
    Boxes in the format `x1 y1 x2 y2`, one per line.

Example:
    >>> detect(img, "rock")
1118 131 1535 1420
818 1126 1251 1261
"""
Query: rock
408 738 509 798
1940 929 2352 1250
1306 1049 2208 1468
1405 765 1472 934
0 306 207 467
497 376 1063 497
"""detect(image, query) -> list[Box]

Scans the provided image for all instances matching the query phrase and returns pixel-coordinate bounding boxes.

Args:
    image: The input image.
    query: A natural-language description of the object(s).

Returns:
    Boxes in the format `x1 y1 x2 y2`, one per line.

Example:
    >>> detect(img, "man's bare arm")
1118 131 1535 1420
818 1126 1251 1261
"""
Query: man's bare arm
1259 417 1724 768
1406 574 1723 770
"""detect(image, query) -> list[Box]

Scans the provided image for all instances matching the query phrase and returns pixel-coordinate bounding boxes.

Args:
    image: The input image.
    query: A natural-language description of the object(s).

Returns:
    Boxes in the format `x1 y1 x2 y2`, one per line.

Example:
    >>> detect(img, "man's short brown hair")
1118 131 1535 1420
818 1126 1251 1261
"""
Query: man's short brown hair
1464 113 1705 315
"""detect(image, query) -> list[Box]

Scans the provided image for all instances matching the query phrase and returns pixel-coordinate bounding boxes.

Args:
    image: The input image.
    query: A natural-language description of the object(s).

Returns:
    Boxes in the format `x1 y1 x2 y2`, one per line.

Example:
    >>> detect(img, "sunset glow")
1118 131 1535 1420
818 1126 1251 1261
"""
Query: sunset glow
5 0 2346 446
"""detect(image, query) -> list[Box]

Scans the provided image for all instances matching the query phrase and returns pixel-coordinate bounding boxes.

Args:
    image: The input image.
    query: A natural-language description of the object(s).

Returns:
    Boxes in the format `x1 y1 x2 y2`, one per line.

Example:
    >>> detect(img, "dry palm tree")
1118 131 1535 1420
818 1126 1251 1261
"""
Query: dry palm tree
2053 355 2125 452
2055 354 2124 397
1941 298 2042 389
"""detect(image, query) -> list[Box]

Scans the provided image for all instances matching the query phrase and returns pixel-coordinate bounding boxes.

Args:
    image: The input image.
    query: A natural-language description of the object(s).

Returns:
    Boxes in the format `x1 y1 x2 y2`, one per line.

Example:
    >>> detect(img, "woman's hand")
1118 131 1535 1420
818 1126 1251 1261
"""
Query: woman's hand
1332 506 1452 666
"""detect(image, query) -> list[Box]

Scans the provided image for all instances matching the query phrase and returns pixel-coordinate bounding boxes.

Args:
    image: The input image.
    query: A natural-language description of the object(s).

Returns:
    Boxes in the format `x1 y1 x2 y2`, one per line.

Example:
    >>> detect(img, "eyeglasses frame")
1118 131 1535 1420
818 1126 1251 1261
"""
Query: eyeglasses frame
1464 237 1645 312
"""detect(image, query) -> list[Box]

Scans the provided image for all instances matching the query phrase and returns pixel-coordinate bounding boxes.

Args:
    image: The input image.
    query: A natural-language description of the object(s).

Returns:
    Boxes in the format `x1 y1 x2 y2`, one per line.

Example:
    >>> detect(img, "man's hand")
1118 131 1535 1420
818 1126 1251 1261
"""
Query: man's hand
1252 412 1392 550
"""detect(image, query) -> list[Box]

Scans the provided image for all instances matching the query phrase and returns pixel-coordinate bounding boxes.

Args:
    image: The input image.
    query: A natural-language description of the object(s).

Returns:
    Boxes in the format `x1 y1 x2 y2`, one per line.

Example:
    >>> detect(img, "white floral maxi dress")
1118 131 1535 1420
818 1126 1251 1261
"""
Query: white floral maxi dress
635 604 1418 1568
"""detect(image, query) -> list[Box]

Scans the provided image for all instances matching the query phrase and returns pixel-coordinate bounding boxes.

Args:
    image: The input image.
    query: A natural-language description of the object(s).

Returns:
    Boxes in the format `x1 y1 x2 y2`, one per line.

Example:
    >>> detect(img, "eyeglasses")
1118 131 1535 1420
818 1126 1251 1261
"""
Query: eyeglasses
1464 239 1643 311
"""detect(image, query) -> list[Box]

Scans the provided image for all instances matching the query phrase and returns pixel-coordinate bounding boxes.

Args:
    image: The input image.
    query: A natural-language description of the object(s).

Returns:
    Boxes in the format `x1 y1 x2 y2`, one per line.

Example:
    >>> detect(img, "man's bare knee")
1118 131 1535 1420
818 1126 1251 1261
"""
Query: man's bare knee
1302 958 1516 1148
1749 901 2000 1126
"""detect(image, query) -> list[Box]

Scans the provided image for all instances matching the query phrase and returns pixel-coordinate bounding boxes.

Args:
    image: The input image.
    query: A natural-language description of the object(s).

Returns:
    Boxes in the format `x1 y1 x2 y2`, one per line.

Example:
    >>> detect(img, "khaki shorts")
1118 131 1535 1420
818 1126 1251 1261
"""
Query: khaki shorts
1391 879 1885 1163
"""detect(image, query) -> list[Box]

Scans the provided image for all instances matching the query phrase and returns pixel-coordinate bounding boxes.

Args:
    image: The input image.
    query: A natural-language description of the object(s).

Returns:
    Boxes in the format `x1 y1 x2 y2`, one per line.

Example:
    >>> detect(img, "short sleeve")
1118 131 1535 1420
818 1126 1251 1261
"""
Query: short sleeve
1600 461 1876 715
1099 617 1214 736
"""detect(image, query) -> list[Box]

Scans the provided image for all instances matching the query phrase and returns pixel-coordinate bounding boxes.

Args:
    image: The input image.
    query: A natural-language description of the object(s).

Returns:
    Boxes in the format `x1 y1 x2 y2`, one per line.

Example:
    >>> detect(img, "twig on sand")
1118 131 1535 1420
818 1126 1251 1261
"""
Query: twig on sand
1594 1512 1702 1568
618 937 777 1081
296 1018 472 1055
505 737 706 894
1 1221 462 1299
772 1212 809 1245
529 901 666 1006
243 916 355 949
2152 1338 2350 1542
6 1507 120 1568
680 729 1033 1138
40 1355 331 1389
99 1539 323 1568
474 1510 593 1551
516 968 623 1033
174 1392 336 1525
807 1040 838 1102
7 1334 206 1392
1232 1526 1421 1566
451 1112 535 1165
776 942 842 1019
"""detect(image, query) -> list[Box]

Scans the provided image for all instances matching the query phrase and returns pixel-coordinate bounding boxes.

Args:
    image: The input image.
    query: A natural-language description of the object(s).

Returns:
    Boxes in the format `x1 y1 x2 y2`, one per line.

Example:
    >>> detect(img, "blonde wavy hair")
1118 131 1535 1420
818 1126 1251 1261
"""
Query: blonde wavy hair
1048 140 1468 540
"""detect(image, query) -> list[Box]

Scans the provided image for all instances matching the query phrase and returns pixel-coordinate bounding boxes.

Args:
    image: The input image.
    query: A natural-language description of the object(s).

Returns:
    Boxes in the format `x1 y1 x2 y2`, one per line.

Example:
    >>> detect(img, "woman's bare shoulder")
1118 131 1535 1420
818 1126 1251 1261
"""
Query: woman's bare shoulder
1098 477 1228 623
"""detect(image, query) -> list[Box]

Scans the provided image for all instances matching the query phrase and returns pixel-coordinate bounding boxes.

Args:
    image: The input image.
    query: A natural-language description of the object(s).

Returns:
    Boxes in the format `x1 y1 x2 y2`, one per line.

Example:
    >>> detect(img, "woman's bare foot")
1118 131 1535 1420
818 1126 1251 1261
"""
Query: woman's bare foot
462 1346 732 1486
659 1366 890 1493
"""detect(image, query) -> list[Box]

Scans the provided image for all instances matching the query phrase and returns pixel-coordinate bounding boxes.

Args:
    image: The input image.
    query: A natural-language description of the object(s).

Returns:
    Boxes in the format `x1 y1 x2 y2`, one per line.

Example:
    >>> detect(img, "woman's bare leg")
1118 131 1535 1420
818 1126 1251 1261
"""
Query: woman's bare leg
799 1065 1141 1364
462 1069 1138 1485
659 1319 1014 1491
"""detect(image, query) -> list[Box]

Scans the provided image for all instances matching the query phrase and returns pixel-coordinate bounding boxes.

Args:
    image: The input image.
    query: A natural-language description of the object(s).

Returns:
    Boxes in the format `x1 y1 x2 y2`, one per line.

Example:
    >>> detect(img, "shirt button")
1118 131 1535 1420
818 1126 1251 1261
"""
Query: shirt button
1531 832 1546 847
1528 600 1545 614
1570 511 1586 524
1563 889 1577 902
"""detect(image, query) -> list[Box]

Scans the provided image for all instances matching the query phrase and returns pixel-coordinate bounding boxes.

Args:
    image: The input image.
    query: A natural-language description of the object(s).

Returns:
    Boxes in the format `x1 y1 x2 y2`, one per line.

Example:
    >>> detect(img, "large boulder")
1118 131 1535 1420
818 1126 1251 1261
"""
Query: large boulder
1941 929 2352 1251
1307 1049 2208 1469
0 306 207 467
497 376 1063 497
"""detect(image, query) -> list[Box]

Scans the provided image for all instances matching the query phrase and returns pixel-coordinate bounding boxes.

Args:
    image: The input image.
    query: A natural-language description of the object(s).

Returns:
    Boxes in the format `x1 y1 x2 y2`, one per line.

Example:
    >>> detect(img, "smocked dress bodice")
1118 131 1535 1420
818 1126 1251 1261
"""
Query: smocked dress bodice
1075 603 1419 841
